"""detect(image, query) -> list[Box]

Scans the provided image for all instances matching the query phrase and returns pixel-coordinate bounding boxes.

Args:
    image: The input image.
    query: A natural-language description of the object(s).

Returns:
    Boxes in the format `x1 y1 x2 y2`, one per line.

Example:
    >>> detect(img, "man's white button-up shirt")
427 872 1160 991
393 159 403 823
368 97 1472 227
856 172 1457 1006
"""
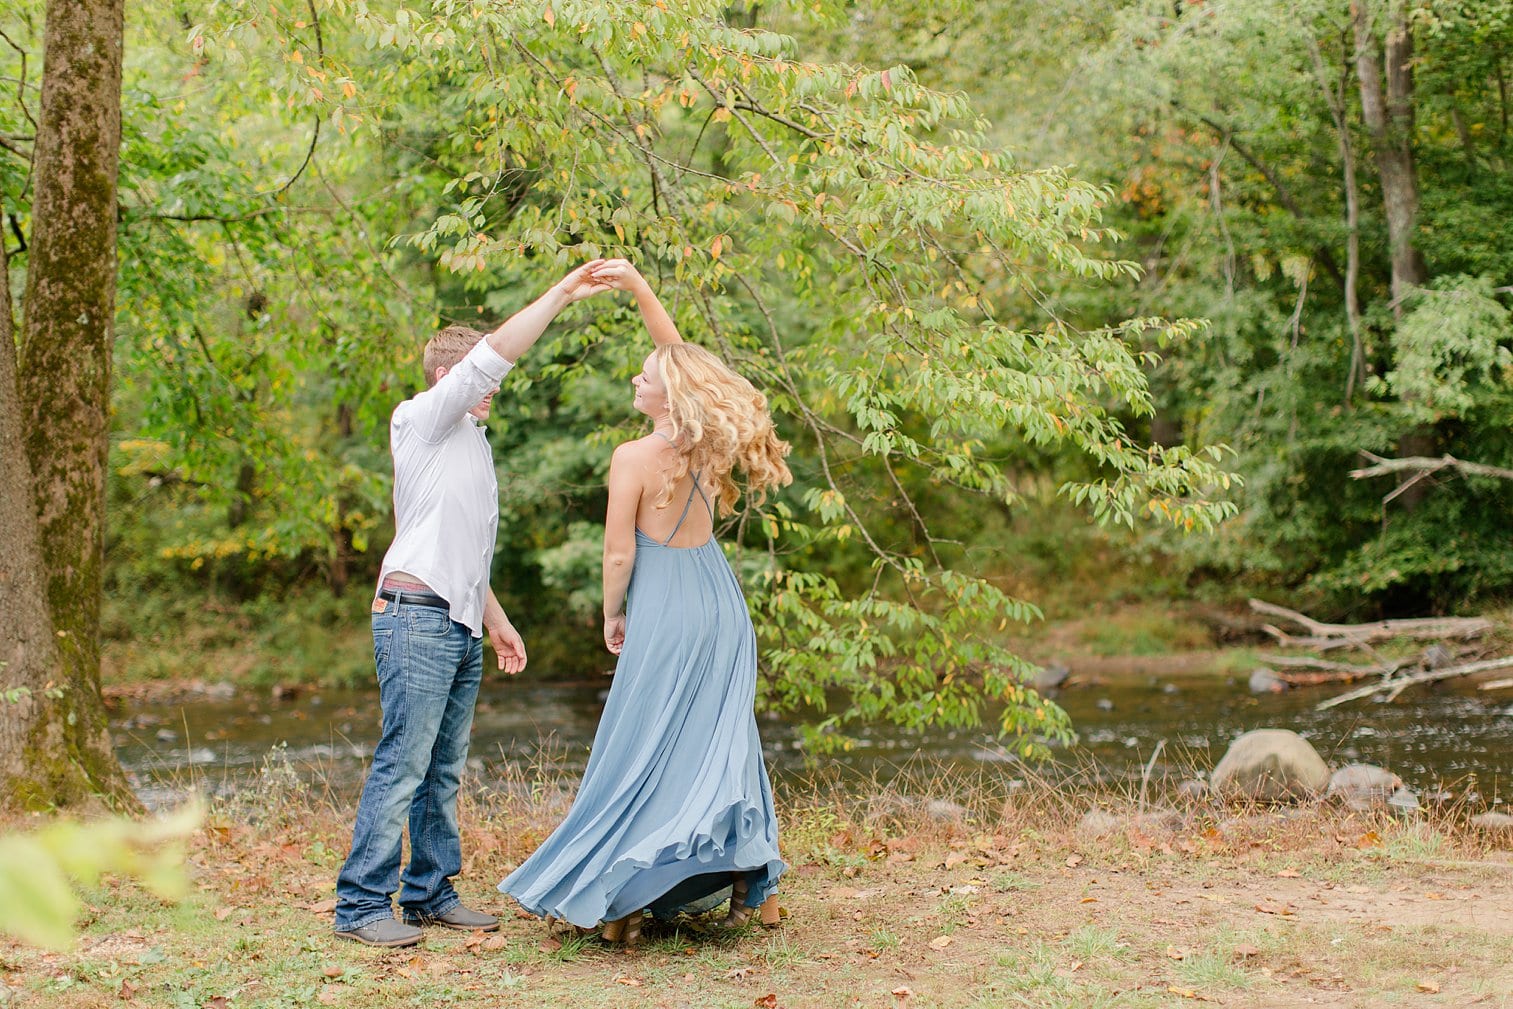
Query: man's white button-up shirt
375 339 512 637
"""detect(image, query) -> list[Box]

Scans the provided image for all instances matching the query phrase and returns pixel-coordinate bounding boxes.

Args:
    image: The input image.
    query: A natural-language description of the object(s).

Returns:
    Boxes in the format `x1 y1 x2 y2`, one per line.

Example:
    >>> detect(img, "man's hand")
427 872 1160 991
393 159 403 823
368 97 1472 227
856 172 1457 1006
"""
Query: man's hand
588 259 647 293
488 617 528 675
603 614 626 656
554 260 613 304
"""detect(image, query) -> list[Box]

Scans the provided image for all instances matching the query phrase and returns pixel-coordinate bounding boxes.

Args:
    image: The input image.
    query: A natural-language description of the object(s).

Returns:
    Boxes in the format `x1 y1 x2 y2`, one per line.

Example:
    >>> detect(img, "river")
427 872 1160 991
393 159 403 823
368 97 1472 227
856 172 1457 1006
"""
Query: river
113 668 1511 809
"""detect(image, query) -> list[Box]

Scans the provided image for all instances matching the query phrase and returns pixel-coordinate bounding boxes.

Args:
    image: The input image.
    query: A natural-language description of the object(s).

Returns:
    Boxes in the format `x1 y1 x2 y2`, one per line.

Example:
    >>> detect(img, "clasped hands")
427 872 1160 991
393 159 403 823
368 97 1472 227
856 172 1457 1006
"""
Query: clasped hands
552 258 651 305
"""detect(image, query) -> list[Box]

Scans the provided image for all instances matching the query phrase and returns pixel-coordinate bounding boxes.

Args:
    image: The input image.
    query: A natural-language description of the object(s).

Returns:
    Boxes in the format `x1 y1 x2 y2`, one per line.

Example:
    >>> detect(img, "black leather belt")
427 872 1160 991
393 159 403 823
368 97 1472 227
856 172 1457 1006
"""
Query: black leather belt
377 587 450 610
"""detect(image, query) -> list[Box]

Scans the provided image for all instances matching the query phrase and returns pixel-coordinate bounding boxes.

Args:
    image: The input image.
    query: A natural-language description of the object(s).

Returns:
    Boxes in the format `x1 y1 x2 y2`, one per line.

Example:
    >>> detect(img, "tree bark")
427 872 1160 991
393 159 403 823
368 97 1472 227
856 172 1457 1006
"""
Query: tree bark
6 0 136 810
0 234 71 809
1353 0 1428 310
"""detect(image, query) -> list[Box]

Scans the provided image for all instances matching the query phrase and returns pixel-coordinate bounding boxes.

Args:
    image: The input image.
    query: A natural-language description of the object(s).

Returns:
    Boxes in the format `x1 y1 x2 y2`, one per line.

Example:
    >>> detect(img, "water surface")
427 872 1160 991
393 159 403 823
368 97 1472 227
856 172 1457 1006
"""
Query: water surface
113 669 1512 808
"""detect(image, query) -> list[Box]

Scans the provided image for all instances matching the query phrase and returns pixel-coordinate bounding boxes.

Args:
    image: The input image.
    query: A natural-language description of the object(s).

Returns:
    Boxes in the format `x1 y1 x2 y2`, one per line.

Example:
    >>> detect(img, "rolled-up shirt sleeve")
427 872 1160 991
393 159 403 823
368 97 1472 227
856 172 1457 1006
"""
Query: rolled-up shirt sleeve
401 339 513 442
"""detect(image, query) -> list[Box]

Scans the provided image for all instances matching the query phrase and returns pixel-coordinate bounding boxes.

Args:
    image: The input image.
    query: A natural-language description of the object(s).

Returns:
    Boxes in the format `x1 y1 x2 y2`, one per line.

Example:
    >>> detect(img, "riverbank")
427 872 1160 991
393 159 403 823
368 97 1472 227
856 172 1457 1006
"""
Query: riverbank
102 584 1513 700
96 591 1280 700
5 771 1512 1008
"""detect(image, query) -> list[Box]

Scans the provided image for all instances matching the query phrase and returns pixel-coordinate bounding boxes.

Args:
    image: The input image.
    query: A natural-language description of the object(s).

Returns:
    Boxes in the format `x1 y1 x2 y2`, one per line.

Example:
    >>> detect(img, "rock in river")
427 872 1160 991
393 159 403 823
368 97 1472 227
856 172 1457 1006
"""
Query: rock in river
1470 812 1513 839
1326 763 1403 810
1248 668 1288 694
1211 728 1330 802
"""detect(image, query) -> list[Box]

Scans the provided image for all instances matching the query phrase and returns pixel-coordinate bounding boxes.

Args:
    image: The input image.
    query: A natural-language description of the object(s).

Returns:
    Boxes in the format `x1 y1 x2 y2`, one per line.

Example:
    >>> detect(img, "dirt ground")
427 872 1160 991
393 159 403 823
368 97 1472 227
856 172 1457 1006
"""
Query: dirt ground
5 795 1512 1009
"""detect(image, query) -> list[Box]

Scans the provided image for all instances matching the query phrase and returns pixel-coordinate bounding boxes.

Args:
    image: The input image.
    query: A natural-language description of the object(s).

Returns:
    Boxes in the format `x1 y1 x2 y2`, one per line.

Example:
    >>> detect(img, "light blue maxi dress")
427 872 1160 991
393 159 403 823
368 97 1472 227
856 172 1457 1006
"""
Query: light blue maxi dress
499 477 785 927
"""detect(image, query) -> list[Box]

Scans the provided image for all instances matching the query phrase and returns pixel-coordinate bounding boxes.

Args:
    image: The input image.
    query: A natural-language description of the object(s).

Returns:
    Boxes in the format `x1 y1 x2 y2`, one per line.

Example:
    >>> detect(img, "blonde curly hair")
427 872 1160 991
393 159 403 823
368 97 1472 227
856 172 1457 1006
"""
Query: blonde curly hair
655 343 792 516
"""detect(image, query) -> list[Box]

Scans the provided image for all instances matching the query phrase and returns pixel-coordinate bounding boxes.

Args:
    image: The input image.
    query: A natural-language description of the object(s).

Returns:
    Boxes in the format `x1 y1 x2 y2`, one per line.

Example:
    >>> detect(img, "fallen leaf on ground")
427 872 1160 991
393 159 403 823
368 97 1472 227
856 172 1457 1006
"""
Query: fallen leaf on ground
204 998 230 1009
1277 869 1302 878
321 965 342 978
1255 901 1294 916
1233 943 1262 959
537 937 562 953
213 907 236 921
725 966 754 980
1417 981 1441 993
307 899 338 915
481 935 507 951
316 988 343 1006
1065 854 1083 868
892 986 912 1002
754 995 779 1009
1166 946 1190 960
614 976 643 987
928 935 953 950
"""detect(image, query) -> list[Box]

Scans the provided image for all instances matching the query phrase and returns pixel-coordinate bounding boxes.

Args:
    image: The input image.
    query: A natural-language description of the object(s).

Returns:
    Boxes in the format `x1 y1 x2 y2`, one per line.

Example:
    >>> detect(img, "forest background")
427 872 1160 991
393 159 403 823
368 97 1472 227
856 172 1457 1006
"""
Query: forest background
3 0 1512 778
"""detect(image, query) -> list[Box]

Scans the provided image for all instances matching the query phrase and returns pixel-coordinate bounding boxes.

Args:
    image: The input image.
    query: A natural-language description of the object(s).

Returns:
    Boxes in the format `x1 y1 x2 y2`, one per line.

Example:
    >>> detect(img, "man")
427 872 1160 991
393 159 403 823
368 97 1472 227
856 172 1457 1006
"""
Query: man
334 262 609 947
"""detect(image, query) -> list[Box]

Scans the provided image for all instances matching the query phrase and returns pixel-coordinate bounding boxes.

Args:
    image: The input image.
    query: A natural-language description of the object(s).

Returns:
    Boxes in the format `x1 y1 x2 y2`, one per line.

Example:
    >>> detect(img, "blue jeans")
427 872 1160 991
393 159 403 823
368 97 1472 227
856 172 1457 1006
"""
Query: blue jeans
334 599 483 931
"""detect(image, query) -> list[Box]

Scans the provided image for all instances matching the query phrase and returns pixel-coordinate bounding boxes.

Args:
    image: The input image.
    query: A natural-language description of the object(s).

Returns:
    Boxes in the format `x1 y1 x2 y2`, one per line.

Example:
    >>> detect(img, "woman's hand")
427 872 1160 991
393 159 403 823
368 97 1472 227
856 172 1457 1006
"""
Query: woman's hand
554 259 613 304
603 613 626 655
588 259 648 293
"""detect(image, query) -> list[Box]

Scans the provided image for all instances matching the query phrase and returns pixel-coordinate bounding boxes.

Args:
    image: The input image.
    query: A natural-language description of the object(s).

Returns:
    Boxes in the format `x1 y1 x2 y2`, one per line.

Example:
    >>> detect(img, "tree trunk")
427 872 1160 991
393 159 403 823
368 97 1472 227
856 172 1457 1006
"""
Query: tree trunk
1307 29 1365 403
6 0 136 810
1354 0 1434 506
329 402 355 595
1353 0 1428 310
1 236 72 809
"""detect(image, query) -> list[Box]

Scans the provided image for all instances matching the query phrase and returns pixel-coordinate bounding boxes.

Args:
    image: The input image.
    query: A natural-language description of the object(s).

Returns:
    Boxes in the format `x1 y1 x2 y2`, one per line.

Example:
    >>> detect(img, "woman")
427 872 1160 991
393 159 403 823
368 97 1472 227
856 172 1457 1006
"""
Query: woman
499 260 791 944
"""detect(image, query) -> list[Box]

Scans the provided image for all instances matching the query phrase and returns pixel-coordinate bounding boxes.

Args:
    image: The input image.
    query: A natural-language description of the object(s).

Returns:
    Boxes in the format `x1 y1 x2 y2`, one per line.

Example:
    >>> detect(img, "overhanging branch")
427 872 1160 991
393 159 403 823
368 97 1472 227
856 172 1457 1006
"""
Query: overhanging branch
1350 451 1513 483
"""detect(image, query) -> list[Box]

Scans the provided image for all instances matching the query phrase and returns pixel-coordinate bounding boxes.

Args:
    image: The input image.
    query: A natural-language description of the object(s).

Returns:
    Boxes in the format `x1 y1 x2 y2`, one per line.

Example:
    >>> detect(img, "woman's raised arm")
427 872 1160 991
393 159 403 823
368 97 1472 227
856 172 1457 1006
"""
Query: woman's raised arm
591 260 684 348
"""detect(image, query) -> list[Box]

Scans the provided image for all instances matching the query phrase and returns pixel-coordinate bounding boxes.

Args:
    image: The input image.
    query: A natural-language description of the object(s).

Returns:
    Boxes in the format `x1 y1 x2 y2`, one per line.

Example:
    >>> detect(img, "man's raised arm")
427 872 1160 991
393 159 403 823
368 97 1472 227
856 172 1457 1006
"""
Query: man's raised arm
485 260 611 363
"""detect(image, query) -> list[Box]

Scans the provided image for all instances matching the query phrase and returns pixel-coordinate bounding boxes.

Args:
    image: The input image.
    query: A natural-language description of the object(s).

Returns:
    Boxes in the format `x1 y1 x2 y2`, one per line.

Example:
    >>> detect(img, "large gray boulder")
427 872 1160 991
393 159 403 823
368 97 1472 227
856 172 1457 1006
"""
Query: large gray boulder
1211 729 1330 802
1327 764 1403 810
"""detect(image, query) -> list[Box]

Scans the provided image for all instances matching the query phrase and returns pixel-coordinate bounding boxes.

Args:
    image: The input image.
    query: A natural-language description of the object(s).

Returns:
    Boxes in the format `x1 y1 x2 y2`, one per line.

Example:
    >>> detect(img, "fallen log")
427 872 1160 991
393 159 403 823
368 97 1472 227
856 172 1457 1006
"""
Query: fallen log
1316 655 1513 710
1275 668 1381 687
1250 599 1492 647
1480 678 1513 692
1263 653 1396 687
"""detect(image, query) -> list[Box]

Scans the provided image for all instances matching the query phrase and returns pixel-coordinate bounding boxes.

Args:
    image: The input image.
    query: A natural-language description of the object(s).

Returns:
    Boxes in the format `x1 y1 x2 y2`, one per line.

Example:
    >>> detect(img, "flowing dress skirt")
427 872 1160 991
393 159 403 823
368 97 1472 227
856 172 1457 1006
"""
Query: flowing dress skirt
498 528 785 926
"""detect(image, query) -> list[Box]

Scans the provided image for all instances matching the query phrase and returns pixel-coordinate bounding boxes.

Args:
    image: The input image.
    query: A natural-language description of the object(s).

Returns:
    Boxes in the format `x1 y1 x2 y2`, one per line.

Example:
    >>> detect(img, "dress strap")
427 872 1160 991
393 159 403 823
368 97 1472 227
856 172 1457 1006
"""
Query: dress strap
661 471 705 545
691 474 714 516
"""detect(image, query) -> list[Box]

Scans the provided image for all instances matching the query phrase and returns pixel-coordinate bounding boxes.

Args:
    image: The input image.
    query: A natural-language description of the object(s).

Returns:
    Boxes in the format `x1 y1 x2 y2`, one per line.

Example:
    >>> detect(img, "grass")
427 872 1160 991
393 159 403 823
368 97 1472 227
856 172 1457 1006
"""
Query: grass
5 759 1513 1008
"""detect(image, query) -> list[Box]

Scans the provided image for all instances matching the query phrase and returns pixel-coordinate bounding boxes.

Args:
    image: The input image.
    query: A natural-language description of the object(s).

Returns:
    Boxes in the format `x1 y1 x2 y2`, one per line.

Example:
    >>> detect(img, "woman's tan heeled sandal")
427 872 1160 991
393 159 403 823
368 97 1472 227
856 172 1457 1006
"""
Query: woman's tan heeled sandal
720 879 782 928
600 908 643 946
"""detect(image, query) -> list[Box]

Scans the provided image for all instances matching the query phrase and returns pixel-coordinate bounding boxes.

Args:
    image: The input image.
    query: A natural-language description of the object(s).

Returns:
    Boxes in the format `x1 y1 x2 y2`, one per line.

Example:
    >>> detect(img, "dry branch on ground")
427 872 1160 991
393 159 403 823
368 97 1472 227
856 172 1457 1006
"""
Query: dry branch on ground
1249 599 1492 649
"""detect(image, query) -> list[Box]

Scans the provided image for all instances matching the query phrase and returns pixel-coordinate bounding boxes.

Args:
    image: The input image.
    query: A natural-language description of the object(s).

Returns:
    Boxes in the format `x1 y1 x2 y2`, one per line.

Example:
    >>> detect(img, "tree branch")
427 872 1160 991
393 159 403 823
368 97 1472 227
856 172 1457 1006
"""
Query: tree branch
1349 452 1513 482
